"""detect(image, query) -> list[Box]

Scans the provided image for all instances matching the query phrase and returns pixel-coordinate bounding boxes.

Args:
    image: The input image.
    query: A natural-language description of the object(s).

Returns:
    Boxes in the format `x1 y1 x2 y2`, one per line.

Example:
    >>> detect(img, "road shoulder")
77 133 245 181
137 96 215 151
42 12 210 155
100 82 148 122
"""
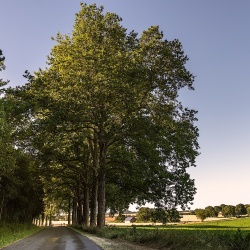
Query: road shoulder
71 228 155 250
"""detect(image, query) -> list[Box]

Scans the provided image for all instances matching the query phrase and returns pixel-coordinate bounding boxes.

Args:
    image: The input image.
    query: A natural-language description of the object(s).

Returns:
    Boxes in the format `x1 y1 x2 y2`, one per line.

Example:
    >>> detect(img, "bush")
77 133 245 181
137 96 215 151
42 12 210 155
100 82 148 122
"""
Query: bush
219 229 250 250
195 209 208 221
114 214 125 222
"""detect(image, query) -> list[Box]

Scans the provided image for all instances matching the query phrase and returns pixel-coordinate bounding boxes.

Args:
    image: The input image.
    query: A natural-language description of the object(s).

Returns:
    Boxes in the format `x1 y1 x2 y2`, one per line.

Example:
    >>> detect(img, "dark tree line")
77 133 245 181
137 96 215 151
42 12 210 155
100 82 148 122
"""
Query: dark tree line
136 207 180 223
0 50 44 223
195 204 249 221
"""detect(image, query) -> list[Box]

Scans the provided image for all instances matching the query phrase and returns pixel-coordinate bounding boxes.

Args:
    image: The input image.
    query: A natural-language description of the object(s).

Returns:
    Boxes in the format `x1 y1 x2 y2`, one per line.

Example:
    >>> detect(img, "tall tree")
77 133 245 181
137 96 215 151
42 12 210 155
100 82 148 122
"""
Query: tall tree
235 203 247 217
0 51 16 221
222 205 235 218
5 3 199 227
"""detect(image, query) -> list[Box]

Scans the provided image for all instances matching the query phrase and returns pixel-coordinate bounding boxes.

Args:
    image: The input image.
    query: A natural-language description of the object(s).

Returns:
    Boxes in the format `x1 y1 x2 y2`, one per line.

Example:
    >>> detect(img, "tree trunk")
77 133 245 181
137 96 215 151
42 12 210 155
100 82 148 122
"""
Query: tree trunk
68 197 71 225
83 185 89 226
72 198 77 225
77 197 83 224
41 213 45 226
49 211 52 226
97 168 105 228
0 194 4 222
90 176 98 226
89 132 98 226
38 215 41 226
45 215 48 227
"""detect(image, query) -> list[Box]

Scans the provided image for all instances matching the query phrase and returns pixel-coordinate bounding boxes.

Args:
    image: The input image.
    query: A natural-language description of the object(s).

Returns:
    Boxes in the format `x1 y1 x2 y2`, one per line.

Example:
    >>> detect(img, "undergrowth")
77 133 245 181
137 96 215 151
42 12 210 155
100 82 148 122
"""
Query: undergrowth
0 223 42 249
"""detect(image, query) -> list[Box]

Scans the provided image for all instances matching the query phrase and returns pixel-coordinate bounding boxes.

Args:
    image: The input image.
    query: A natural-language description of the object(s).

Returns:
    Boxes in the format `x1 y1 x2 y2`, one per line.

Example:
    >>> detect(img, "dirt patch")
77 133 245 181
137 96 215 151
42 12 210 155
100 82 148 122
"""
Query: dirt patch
78 232 156 250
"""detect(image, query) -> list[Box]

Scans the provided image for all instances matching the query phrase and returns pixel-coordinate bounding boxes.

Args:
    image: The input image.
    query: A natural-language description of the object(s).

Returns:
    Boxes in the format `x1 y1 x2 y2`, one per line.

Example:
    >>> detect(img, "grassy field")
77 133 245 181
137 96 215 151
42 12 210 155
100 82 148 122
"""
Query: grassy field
76 217 250 250
2 219 250 249
0 223 43 249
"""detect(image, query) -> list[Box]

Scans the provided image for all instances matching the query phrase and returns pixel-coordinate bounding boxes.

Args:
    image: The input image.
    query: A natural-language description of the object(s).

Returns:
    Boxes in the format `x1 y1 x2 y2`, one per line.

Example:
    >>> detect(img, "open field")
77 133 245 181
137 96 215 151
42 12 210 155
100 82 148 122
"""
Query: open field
76 217 250 250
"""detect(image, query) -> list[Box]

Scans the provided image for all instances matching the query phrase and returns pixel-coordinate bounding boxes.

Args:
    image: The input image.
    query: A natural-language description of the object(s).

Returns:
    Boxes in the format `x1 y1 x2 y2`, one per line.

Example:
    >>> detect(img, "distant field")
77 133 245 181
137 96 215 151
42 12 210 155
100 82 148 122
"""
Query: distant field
177 217 250 231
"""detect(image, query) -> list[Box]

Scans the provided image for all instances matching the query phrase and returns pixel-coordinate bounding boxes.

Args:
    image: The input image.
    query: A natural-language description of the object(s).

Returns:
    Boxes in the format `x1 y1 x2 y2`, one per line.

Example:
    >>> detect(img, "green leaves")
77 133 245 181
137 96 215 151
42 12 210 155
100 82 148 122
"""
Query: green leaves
0 50 5 72
0 50 9 88
3 3 199 225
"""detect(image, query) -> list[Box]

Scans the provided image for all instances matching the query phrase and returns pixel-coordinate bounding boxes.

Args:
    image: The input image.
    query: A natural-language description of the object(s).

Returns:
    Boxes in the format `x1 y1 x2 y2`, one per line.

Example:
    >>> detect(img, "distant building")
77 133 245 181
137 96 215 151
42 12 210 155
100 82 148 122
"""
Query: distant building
124 216 136 223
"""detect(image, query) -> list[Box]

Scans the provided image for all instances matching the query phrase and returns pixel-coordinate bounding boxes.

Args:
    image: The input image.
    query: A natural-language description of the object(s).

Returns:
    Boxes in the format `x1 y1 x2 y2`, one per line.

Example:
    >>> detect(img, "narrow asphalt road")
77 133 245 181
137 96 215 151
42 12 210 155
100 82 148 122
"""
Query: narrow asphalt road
2 226 102 250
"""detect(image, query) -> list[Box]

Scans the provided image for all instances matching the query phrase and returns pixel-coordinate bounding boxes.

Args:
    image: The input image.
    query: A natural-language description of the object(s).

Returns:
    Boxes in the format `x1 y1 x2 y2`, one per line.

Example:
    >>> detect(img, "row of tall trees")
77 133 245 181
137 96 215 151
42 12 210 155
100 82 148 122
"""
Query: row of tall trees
1 4 199 227
195 204 250 221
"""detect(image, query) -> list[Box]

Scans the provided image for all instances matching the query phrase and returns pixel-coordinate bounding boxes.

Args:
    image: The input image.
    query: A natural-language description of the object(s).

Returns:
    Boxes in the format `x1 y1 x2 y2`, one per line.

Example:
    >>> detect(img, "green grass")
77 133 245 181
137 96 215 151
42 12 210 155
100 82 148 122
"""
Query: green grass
0 223 43 249
75 218 250 250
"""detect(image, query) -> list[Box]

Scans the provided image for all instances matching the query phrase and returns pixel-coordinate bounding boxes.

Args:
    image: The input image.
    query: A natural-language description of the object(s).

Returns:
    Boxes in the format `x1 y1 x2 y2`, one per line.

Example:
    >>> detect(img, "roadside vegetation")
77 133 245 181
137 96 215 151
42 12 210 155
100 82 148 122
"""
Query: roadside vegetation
74 217 250 250
0 223 43 249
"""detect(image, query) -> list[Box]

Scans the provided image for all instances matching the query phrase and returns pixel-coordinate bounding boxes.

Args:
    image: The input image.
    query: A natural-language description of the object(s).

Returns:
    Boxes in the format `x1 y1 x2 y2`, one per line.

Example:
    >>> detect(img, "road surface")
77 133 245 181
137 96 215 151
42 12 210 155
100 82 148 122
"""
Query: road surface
2 226 102 250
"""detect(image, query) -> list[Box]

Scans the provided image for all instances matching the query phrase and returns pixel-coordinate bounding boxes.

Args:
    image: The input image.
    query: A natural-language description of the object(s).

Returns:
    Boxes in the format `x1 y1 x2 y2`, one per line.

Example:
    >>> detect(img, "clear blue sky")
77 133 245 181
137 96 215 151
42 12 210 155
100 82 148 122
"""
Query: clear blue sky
2 0 250 209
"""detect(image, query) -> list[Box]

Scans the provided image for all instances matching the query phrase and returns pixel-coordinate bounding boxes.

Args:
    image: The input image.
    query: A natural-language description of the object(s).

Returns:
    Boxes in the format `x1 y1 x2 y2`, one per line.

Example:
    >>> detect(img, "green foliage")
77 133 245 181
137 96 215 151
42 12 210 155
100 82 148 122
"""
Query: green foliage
205 206 218 217
166 208 180 222
136 207 180 223
219 229 250 250
151 208 167 224
214 205 222 214
0 98 44 223
0 223 43 248
0 49 9 87
137 207 152 222
235 203 247 217
75 218 250 250
0 152 44 223
4 3 199 227
115 214 125 222
195 208 208 221
0 100 16 174
222 205 236 218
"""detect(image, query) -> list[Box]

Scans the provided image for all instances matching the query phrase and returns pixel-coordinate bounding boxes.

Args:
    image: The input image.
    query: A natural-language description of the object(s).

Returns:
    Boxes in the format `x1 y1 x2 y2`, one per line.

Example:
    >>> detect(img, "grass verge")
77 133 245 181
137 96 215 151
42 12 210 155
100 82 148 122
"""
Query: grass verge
0 223 43 249
73 218 250 250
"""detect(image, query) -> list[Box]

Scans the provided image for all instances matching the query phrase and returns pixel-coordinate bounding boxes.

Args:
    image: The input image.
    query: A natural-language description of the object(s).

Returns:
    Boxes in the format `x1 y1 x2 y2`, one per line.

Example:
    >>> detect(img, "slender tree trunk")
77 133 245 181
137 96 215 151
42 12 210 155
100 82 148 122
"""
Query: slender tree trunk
83 185 89 225
38 215 41 226
96 139 108 228
90 176 98 226
49 212 52 226
45 215 48 227
97 167 106 228
75 181 83 225
41 213 45 226
77 197 83 224
68 197 71 225
89 132 98 226
0 194 4 222
72 198 77 225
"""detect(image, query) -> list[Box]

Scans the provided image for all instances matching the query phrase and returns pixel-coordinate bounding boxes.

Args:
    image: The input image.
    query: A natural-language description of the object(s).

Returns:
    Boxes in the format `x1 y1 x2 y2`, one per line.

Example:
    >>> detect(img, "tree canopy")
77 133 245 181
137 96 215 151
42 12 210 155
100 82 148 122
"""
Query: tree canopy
0 51 44 223
3 3 199 227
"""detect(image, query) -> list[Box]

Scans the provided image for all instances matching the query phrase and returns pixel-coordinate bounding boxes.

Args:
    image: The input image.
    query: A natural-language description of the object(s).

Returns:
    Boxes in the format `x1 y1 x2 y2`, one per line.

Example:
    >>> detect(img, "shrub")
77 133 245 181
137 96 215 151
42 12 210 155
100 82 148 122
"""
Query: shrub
195 209 208 221
115 214 125 222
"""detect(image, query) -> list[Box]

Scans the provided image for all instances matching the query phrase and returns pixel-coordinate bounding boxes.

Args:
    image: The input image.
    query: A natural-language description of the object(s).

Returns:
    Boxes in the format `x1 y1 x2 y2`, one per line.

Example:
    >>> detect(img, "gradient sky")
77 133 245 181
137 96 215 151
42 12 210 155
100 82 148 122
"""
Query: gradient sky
1 0 250 209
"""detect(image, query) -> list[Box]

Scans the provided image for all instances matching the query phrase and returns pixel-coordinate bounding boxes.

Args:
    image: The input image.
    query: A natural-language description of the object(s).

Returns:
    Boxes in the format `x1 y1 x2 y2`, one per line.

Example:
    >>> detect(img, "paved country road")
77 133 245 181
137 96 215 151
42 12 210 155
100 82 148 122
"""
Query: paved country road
1 226 102 250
